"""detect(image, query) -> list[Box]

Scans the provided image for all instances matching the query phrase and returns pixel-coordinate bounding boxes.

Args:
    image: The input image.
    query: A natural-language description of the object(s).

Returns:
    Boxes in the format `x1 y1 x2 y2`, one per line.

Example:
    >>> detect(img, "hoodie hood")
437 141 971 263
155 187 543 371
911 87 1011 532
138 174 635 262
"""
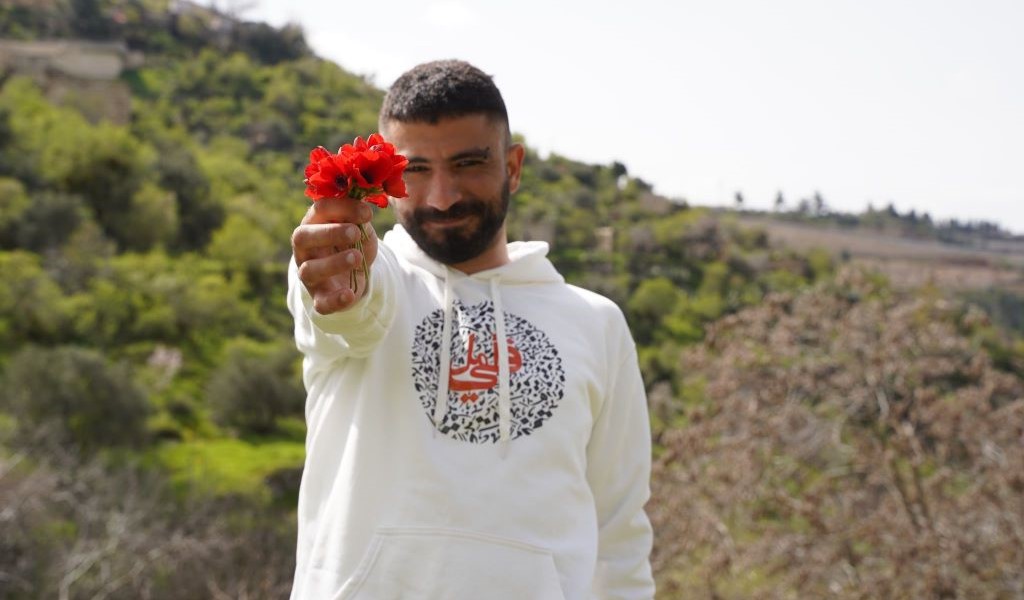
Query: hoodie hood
382 224 564 285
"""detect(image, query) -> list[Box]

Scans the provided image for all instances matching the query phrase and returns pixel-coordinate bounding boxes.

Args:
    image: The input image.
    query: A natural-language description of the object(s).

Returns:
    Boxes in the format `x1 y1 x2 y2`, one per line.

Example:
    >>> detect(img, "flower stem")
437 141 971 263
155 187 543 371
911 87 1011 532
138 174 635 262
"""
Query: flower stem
357 223 370 292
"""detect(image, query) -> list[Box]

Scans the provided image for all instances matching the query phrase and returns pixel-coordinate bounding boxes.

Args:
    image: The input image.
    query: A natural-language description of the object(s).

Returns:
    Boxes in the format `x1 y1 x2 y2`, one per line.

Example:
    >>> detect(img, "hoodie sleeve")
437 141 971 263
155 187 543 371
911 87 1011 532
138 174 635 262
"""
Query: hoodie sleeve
286 243 398 361
586 317 656 600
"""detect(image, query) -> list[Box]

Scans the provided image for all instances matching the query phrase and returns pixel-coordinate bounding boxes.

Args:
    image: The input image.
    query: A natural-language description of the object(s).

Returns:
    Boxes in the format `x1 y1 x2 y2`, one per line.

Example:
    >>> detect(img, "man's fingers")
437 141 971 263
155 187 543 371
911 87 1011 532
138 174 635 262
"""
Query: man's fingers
292 223 361 262
291 200 379 316
297 248 363 288
312 287 358 315
304 197 374 226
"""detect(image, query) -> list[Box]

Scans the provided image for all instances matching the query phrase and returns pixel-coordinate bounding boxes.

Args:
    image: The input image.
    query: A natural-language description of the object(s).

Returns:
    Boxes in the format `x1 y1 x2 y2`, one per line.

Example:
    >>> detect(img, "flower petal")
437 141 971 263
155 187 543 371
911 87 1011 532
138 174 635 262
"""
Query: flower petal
364 193 389 208
309 146 331 163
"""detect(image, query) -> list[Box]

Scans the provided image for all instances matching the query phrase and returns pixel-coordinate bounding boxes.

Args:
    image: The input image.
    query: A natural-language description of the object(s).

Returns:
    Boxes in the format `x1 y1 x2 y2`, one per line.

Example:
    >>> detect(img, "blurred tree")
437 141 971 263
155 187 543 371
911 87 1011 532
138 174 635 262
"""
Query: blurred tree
0 177 31 248
232 21 309 65
627 277 684 345
206 340 305 436
70 0 114 39
207 213 277 274
47 121 157 249
154 143 222 251
0 251 66 347
0 345 151 454
121 181 179 251
813 190 826 215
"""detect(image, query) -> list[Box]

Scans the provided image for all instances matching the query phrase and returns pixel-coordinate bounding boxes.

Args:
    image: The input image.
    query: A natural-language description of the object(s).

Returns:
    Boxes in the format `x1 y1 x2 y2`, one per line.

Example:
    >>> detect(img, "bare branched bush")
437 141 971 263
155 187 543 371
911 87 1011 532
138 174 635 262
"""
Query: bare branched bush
650 267 1024 599
0 449 296 599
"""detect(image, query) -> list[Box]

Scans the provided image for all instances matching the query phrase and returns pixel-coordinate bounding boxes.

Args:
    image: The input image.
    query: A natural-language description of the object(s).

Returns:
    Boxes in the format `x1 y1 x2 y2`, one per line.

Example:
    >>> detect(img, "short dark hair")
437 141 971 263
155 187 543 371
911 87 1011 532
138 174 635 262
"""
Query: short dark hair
380 60 510 137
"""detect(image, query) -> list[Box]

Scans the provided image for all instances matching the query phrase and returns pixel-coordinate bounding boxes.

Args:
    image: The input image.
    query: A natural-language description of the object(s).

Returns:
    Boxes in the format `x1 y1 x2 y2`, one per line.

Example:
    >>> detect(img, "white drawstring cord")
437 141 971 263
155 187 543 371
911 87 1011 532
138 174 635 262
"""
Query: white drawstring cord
490 277 512 459
432 270 453 437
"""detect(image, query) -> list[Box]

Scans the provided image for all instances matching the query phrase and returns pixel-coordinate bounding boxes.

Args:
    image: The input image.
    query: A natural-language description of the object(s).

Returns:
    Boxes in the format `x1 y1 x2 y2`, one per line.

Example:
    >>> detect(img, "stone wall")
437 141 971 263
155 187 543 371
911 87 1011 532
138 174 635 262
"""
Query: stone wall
0 39 140 124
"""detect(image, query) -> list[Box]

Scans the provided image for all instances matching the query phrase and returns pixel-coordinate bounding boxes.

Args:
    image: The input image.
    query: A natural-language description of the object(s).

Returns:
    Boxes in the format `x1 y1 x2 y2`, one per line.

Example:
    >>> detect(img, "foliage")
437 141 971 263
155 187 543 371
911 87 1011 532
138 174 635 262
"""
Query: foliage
0 251 67 347
206 339 305 436
152 437 305 497
0 345 151 454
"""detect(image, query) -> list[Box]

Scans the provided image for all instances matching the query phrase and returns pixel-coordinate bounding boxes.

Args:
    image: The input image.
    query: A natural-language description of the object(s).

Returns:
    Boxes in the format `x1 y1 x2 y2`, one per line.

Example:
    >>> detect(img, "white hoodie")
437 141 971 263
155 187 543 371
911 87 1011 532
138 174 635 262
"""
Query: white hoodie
286 225 655 600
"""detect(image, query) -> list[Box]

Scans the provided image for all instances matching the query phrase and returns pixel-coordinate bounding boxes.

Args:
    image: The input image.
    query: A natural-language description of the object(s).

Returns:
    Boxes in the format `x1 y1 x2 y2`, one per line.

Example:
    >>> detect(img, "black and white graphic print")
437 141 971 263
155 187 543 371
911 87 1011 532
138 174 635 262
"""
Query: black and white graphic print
411 301 565 443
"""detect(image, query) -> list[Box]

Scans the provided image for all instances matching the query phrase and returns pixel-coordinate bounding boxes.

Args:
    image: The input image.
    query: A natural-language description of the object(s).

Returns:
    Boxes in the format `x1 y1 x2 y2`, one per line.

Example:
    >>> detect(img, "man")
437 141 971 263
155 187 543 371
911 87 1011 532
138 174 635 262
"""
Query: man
287 59 654 600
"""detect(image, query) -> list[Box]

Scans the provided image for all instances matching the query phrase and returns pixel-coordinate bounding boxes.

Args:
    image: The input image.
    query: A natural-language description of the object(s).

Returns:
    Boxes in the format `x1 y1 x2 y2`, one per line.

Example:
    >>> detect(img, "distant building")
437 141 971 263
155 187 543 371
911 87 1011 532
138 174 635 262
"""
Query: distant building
0 39 142 124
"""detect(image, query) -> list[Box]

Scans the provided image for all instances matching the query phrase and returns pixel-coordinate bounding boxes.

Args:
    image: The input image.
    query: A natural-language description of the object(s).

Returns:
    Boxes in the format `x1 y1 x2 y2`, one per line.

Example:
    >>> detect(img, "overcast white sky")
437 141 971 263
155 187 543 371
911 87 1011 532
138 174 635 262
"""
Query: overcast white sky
207 0 1024 233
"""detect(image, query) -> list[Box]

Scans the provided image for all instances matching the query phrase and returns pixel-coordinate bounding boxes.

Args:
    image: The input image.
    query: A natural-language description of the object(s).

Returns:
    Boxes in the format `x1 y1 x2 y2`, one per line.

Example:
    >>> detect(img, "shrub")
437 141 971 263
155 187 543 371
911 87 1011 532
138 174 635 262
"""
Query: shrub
0 345 151 454
206 341 304 436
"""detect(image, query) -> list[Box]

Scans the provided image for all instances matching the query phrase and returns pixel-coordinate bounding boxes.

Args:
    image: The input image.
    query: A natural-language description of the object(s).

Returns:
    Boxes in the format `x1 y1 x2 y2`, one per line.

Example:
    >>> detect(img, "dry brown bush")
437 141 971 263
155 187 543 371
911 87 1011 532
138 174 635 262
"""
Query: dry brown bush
0 449 295 599
650 267 1024 599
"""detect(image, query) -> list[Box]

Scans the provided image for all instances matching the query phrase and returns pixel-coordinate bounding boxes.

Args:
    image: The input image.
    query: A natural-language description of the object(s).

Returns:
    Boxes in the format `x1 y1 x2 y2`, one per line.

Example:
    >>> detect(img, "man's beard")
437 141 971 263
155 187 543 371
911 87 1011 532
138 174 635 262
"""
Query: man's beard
401 179 510 265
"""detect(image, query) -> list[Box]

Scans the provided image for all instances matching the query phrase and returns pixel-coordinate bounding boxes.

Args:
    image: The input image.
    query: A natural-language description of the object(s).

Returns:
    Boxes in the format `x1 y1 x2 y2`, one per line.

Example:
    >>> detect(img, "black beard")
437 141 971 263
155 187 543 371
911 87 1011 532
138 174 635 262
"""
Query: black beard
401 180 510 265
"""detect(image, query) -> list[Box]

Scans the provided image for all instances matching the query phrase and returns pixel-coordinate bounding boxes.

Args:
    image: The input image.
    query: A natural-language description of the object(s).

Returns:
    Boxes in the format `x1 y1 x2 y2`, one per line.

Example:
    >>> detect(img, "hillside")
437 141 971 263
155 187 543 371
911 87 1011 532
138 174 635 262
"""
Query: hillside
731 211 1024 338
1 2 1023 598
650 268 1024 598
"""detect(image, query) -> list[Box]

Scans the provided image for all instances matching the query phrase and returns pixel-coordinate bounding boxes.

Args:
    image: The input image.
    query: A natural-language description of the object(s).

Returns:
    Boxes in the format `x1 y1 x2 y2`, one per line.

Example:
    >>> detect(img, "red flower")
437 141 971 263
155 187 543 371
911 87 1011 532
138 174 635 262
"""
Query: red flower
303 134 408 207
304 146 354 201
302 133 407 294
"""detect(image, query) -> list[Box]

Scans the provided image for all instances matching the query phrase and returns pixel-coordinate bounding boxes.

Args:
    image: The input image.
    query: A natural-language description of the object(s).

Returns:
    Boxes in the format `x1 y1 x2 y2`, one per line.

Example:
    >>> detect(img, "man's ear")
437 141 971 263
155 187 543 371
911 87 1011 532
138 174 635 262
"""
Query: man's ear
506 142 526 194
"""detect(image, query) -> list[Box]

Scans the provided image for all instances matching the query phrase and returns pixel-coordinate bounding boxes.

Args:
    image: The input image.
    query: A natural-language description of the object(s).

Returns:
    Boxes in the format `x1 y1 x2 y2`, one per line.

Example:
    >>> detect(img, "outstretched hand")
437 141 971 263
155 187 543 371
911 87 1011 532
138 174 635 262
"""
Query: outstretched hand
291 198 379 315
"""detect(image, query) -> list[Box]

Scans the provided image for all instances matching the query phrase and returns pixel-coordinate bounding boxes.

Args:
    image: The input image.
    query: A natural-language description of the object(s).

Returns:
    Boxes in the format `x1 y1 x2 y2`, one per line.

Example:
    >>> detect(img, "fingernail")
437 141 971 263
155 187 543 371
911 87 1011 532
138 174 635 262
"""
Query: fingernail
346 226 358 242
345 252 356 265
359 205 372 220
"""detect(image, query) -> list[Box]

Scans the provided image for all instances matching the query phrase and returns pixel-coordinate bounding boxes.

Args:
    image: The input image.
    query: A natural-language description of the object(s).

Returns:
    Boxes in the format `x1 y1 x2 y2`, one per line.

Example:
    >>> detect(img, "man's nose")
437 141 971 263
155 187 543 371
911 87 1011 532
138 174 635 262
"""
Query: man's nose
424 169 462 211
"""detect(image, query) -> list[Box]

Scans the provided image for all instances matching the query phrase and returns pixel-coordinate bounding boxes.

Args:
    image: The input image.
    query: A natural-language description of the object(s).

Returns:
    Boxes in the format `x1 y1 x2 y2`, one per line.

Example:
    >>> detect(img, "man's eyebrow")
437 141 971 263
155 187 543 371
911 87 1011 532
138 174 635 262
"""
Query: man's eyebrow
404 147 491 165
448 147 491 162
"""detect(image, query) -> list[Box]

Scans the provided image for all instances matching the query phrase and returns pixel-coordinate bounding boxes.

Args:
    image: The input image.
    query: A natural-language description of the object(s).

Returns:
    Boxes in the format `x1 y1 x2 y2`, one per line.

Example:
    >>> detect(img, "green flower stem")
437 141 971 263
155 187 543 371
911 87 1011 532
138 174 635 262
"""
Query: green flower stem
349 223 371 295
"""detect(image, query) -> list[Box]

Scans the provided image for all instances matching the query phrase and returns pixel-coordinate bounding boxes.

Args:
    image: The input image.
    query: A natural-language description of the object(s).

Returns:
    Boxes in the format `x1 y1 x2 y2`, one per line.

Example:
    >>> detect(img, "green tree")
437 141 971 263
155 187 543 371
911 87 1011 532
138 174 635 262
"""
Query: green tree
0 251 66 347
154 143 222 251
0 177 31 247
207 213 278 274
0 345 151 453
121 181 179 251
627 277 684 344
207 340 304 436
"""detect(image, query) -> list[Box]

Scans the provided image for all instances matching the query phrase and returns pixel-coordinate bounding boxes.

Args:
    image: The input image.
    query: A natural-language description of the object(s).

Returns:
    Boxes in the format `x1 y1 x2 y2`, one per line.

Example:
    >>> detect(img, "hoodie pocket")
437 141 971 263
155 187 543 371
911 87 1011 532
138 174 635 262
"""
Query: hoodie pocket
332 526 566 600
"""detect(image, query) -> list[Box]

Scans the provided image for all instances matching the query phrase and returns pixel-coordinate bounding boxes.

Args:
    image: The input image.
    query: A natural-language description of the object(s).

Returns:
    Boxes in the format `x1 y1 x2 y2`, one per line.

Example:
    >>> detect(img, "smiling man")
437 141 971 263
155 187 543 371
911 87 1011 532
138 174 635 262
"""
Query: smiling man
287 60 655 600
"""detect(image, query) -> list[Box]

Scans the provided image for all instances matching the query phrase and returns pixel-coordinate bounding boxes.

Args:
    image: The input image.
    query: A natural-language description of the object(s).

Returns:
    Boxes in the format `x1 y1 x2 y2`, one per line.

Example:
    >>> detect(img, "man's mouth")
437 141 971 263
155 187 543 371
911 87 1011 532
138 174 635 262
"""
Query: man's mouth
428 214 469 223
422 211 477 228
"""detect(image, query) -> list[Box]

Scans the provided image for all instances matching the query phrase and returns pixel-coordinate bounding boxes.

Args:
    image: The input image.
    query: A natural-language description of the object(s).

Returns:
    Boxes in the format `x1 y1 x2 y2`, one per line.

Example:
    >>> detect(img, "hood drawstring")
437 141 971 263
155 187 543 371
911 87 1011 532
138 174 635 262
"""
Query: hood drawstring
490 277 512 459
431 270 513 459
432 269 454 438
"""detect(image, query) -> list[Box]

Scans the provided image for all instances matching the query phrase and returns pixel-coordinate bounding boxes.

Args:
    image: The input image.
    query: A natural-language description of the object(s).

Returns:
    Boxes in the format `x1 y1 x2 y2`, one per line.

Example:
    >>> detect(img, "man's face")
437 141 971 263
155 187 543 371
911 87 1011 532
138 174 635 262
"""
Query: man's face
383 114 524 266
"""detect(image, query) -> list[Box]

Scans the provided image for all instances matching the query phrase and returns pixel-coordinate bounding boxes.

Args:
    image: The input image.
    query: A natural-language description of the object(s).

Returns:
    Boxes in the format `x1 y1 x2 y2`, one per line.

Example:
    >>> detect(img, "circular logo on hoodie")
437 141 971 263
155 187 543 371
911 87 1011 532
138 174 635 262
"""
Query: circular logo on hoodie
411 300 565 444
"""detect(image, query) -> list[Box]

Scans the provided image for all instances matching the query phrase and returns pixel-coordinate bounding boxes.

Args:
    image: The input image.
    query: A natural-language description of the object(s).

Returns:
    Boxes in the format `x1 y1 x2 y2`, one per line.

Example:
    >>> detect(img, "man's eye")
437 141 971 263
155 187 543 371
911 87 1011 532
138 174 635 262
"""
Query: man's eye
455 159 484 168
405 165 429 173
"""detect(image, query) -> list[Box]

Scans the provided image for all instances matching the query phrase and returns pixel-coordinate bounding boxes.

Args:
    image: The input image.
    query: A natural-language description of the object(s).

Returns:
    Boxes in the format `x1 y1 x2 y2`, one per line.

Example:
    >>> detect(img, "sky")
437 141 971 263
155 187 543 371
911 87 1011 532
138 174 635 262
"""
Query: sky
204 0 1024 233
